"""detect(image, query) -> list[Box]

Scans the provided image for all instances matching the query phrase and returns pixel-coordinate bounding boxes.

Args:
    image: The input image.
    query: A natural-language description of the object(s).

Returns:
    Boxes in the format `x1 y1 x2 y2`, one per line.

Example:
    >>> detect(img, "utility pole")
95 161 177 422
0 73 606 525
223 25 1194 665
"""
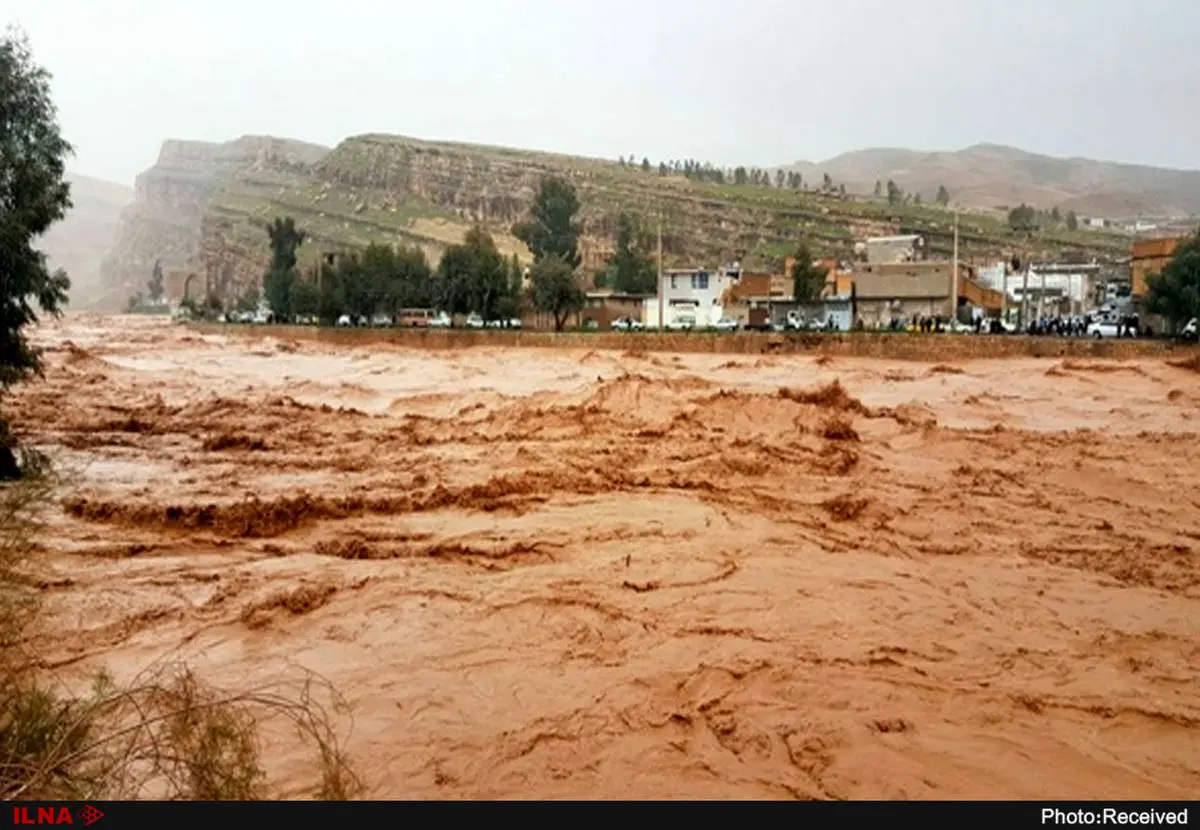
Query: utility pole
951 209 959 327
1021 261 1030 330
657 210 664 330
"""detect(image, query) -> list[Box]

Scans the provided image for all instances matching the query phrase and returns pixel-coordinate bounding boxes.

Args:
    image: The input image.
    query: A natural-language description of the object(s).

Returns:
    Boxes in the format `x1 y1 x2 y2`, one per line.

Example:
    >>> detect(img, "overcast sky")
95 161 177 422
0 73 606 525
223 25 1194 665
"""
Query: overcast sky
11 0 1200 185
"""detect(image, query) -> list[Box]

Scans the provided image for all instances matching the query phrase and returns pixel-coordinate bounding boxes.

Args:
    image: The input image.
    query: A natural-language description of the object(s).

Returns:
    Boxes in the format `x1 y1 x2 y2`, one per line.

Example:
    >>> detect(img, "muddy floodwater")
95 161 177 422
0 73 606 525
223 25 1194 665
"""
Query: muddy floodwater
8 314 1200 799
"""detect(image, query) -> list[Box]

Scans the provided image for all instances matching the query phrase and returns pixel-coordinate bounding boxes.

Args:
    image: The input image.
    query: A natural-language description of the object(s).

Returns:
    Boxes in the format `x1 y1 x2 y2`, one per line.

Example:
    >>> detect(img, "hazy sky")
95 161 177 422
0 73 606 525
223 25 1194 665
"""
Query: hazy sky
12 0 1200 185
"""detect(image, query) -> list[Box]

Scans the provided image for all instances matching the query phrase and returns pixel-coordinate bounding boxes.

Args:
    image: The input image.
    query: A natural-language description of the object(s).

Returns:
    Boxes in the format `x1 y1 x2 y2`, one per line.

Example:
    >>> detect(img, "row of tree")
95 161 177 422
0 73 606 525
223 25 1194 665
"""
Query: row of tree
236 176 595 331
1008 203 1080 232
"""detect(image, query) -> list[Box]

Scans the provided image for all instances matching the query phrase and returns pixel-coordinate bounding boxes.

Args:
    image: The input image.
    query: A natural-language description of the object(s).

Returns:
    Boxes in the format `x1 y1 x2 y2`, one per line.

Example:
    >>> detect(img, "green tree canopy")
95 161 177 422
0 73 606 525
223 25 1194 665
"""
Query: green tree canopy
0 28 72 394
935 185 950 206
529 254 584 331
607 213 656 295
148 260 165 302
263 216 307 319
790 241 829 303
513 176 582 269
1145 230 1200 331
1066 210 1079 231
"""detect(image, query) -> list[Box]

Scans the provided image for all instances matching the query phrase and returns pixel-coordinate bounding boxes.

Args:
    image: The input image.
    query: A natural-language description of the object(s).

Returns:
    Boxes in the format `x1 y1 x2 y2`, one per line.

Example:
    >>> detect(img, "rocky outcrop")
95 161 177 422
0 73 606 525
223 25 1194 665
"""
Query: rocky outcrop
103 132 1131 309
101 136 330 302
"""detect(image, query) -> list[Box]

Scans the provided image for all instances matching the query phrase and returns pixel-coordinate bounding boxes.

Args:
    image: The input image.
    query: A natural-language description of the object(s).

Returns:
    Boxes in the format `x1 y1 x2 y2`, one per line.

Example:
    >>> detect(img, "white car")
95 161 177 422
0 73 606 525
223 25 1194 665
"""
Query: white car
1181 318 1198 342
1087 320 1122 338
336 314 353 327
712 317 739 332
370 313 393 327
428 312 452 328
610 316 644 331
666 318 695 331
507 318 522 329
465 313 485 329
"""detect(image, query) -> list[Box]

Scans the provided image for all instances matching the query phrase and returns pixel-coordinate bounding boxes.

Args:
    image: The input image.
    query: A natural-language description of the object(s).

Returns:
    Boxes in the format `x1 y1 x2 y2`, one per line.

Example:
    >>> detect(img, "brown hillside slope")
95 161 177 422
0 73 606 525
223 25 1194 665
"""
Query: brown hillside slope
783 143 1200 216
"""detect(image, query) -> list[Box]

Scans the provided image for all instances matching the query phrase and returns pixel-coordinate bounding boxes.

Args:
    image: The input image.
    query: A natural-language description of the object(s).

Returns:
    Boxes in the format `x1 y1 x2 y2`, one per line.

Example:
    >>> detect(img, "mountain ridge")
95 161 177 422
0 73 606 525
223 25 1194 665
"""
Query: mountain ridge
780 144 1200 217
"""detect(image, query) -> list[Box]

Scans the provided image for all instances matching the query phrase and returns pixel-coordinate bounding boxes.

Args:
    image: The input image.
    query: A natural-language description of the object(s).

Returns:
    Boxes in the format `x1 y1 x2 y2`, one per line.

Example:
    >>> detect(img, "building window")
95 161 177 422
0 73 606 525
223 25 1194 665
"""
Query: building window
670 275 676 290
692 272 709 290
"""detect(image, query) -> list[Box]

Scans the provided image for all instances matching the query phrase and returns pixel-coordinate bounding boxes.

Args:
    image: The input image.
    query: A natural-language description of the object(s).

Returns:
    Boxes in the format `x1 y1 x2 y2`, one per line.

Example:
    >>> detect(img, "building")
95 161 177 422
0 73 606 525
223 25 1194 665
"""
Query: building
1130 236 1188 298
574 290 650 328
643 266 740 328
864 235 925 265
1004 262 1101 316
852 261 1004 327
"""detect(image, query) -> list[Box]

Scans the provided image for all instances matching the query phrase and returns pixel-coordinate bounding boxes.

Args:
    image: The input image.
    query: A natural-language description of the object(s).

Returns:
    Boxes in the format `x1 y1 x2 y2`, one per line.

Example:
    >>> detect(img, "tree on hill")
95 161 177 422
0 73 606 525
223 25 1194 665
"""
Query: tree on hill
874 180 882 198
0 28 73 479
641 157 650 172
607 213 656 295
263 216 307 320
658 161 668 176
822 172 833 191
775 170 785 189
886 180 903 205
1066 210 1079 231
513 175 582 269
935 185 950 206
529 254 584 331
733 167 748 186
1145 230 1200 332
1007 203 1038 232
148 260 165 303
913 193 922 206
790 241 828 303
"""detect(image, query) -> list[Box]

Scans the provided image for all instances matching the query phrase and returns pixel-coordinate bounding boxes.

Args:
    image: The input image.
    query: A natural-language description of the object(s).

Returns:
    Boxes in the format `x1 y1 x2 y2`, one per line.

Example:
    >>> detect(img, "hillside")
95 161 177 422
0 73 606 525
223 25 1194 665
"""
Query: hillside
782 144 1200 217
102 134 1135 304
37 173 134 309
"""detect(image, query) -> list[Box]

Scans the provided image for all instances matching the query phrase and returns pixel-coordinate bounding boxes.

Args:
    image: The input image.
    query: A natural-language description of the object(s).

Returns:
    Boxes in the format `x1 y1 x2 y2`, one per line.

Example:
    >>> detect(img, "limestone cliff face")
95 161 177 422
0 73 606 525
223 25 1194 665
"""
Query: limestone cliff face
104 131 1127 310
101 136 329 302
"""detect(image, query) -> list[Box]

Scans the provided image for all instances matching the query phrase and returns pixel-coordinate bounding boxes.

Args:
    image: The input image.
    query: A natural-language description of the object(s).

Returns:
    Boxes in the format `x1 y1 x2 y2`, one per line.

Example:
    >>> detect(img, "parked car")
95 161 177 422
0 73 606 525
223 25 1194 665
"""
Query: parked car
1087 320 1122 338
506 318 522 329
666 317 695 331
1180 317 1198 342
399 308 436 327
712 317 739 332
336 314 353 327
370 313 394 327
427 312 452 328
611 316 644 331
465 313 485 329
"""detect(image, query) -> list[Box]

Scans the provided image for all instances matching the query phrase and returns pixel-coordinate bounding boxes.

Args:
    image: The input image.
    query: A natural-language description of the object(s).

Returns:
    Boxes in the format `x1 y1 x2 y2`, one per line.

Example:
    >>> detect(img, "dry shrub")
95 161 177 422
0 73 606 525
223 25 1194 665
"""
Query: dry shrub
928 363 964 375
0 455 361 801
821 493 870 522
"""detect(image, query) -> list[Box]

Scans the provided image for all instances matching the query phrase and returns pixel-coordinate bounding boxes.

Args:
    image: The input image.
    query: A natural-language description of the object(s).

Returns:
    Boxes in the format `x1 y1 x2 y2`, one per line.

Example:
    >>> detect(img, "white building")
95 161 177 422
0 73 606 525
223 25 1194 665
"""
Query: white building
1004 263 1101 314
976 262 1007 292
643 265 740 328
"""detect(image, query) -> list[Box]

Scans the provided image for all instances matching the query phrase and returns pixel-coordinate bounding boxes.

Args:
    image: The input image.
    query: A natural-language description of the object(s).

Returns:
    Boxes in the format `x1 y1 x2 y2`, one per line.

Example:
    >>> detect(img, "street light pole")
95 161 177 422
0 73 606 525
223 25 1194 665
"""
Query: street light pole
951 209 959 326
657 211 664 330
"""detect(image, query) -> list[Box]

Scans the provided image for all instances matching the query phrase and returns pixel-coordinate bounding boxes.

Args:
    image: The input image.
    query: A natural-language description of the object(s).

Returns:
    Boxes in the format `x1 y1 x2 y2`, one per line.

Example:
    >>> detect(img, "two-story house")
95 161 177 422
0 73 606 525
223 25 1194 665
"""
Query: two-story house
643 266 740 328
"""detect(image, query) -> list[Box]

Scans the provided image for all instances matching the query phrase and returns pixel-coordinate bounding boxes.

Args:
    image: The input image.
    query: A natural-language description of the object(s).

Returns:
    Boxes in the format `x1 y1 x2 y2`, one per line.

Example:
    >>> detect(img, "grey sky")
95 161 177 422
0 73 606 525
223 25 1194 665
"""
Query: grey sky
13 0 1200 185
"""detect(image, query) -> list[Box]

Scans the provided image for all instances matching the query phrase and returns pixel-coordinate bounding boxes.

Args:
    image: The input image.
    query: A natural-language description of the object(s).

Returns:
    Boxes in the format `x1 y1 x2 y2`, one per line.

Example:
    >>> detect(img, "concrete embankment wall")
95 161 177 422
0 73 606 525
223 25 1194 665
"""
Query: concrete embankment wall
193 324 1197 362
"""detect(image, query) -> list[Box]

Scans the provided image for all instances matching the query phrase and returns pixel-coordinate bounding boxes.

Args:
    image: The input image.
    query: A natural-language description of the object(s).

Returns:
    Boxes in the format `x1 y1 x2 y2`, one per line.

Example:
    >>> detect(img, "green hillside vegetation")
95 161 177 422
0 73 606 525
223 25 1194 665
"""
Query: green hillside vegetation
196 133 1132 289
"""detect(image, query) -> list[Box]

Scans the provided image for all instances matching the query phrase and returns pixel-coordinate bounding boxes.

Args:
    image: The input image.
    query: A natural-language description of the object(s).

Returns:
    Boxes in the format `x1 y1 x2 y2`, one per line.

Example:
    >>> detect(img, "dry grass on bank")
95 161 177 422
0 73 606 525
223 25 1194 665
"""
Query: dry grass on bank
0 445 363 800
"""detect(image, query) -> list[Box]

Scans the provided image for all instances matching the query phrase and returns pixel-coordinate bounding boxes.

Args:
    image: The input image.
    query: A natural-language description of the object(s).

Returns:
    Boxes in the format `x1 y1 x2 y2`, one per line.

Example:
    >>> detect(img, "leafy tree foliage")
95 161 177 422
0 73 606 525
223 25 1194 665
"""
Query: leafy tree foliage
148 260 165 302
935 185 950 206
790 241 829 303
886 180 904 205
529 255 584 331
0 28 72 393
1007 203 1038 232
1066 210 1079 231
513 176 582 269
607 213 656 295
263 217 307 319
1145 230 1200 331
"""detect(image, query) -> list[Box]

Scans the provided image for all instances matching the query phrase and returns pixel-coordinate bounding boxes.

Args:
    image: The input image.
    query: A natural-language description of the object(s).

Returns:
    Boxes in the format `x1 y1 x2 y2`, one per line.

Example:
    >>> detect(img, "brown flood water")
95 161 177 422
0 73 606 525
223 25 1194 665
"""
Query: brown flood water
8 313 1200 799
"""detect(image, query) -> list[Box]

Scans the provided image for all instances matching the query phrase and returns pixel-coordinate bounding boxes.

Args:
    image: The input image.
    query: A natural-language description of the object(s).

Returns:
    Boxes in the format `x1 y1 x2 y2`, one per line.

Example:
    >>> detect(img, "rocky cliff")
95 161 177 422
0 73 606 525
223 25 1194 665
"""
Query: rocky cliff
101 136 330 304
106 133 1134 306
